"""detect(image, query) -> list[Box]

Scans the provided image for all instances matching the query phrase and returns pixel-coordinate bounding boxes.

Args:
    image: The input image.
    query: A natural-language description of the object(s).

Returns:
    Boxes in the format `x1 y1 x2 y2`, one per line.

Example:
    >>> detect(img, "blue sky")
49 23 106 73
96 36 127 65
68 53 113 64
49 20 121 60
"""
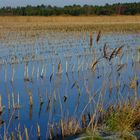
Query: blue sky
0 0 140 7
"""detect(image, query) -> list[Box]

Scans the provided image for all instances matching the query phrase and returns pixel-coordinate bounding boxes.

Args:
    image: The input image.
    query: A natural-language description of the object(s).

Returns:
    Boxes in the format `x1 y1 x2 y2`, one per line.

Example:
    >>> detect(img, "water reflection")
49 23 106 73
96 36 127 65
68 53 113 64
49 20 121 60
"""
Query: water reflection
0 31 139 139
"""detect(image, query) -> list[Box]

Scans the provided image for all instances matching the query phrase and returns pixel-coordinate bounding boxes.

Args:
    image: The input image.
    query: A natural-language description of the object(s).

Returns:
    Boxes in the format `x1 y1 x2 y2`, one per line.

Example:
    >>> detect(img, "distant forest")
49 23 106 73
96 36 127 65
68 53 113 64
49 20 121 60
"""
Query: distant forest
0 2 140 16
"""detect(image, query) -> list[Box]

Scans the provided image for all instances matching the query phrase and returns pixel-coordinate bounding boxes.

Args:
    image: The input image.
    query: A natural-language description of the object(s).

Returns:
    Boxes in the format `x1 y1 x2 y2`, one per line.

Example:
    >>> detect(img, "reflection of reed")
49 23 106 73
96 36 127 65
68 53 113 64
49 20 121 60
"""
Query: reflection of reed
38 88 43 105
31 63 35 81
18 109 20 120
4 64 7 82
53 90 56 114
29 105 33 120
90 32 93 48
38 103 43 117
11 64 15 83
46 90 50 112
37 63 40 79
0 95 4 114
17 124 22 140
8 108 10 120
65 61 68 74
74 95 80 115
12 93 15 109
46 100 50 112
28 90 33 107
57 61 63 74
40 63 45 79
38 88 43 117
24 62 30 82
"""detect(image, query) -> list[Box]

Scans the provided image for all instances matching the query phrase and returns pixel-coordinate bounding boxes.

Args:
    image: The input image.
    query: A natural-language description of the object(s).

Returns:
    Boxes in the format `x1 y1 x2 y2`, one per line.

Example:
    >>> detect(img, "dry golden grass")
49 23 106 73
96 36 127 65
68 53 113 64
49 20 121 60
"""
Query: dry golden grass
0 15 140 23
0 16 139 43
0 16 140 32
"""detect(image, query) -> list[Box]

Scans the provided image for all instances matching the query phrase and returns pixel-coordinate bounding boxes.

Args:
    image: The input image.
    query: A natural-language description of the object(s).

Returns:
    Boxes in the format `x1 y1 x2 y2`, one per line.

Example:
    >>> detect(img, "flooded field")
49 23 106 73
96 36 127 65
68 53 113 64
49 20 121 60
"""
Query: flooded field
0 30 140 139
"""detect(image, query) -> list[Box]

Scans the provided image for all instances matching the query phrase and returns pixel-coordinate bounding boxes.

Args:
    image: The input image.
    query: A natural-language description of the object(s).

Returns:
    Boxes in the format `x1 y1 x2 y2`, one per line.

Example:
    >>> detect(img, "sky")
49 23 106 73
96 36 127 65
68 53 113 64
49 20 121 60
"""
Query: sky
0 0 139 7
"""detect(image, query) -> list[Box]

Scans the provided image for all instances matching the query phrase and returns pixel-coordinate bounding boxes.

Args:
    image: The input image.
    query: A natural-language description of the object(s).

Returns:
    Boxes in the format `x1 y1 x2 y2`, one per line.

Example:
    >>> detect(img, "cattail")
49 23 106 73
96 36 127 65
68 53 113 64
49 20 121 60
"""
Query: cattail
109 48 118 61
96 31 101 44
91 59 98 71
115 45 124 57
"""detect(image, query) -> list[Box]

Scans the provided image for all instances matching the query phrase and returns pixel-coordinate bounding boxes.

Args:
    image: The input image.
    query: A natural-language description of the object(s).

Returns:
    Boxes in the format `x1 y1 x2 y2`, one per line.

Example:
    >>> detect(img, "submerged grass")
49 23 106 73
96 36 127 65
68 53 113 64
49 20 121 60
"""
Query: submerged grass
73 99 140 140
105 101 140 135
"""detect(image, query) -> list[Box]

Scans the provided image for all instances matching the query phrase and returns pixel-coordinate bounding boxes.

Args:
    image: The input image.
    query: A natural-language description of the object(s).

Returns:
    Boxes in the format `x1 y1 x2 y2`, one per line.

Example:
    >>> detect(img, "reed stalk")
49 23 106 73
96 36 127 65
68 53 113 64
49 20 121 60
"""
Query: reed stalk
24 127 29 140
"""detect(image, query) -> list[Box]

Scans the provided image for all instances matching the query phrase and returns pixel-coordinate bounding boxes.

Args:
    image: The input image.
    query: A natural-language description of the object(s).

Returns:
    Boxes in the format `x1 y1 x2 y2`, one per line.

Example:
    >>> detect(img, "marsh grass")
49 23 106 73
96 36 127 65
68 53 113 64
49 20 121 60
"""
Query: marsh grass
105 101 140 137
0 16 140 44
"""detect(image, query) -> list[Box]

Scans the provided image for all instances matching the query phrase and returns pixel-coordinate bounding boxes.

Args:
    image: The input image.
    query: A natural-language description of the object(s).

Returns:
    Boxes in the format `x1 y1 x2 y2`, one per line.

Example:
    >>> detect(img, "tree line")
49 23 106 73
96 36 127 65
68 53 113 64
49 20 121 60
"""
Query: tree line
0 2 140 16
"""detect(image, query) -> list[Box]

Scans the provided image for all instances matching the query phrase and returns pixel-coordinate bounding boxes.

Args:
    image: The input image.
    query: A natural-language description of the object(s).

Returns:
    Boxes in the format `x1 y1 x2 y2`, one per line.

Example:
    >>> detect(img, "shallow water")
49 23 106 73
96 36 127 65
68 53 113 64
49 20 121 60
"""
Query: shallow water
0 31 140 139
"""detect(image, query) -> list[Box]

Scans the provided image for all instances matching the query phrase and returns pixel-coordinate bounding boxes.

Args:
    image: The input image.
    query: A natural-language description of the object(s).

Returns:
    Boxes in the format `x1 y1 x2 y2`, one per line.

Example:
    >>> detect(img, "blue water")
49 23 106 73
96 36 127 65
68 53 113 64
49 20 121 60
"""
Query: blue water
0 31 139 139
